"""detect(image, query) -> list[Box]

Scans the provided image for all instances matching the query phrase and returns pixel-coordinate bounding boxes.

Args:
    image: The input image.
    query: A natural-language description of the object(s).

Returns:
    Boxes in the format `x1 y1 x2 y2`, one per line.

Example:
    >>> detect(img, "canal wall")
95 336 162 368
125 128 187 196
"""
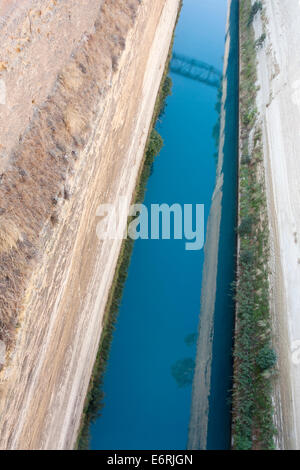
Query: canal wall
232 0 299 450
250 0 300 450
233 0 275 451
188 0 239 450
0 0 180 449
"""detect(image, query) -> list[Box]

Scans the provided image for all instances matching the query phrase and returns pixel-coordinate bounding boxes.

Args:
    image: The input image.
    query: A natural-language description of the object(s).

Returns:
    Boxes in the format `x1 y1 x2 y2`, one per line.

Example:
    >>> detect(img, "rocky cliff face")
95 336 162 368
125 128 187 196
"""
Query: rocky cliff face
0 0 180 449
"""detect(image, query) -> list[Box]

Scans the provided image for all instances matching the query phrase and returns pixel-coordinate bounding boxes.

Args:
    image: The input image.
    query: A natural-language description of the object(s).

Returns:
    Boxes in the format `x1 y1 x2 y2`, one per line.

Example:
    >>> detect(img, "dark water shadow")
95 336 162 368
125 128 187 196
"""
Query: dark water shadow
206 0 239 450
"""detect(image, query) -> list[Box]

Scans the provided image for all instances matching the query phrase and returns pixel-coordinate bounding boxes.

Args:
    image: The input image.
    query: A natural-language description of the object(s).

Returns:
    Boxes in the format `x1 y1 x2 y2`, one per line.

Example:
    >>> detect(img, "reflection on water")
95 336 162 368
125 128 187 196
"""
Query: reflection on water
91 0 228 450
184 333 197 347
171 358 195 388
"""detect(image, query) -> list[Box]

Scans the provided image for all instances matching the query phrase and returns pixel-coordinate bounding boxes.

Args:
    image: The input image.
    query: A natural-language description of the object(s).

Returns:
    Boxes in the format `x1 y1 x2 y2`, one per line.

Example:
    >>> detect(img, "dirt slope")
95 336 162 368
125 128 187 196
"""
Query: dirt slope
0 0 102 172
0 0 180 450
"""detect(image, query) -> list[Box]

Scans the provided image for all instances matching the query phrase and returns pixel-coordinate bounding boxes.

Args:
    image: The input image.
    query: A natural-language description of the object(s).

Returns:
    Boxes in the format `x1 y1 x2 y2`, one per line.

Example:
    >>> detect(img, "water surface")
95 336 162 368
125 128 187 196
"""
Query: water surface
91 0 228 450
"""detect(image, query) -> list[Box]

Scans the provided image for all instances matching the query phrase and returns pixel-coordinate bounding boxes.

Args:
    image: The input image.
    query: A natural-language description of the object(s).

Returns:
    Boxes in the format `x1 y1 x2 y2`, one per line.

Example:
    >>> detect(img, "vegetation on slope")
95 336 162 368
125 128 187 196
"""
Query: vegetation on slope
232 0 277 450
0 0 142 356
212 82 223 162
76 2 183 448
77 100 167 450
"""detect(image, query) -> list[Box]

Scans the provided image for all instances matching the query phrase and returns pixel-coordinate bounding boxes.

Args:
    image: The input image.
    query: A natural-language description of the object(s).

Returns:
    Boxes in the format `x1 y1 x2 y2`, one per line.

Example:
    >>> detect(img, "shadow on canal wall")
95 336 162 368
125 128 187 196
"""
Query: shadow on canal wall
188 0 239 450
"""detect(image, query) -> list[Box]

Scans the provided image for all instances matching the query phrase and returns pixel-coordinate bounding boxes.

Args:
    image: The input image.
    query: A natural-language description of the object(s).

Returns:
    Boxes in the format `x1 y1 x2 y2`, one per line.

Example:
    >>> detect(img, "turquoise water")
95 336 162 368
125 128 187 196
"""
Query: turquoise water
91 0 231 450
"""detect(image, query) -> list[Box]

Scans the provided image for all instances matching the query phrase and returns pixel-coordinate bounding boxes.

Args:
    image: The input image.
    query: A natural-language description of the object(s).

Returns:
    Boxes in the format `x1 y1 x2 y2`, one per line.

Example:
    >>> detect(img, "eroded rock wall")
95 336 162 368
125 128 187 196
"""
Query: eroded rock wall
0 0 180 450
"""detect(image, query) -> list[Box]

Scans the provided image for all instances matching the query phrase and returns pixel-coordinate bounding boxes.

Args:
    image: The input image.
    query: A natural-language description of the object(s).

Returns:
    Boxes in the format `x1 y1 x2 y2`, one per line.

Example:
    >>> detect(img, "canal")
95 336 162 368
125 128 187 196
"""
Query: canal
91 0 237 450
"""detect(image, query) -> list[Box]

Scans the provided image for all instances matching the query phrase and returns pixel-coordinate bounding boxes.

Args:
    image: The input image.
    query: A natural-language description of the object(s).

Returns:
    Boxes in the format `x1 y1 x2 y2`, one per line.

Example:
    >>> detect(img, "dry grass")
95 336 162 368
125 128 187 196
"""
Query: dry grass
0 0 141 351
64 105 87 137
0 217 22 254
0 61 7 72
60 62 84 92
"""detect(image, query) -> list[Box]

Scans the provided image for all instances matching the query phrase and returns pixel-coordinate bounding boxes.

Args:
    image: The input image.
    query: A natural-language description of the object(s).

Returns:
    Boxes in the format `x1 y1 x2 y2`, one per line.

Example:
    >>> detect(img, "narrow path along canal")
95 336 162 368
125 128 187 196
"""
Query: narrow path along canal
91 0 237 450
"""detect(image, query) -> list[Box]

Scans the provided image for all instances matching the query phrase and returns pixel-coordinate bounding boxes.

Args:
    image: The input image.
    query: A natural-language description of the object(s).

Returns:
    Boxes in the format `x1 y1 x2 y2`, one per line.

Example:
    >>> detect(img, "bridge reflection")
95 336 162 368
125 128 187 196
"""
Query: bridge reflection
170 53 222 88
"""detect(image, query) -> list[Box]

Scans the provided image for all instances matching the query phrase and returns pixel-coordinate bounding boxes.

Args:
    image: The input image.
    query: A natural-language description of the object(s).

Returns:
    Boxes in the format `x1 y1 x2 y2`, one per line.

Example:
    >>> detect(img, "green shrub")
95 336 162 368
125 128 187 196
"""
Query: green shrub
238 215 255 236
256 346 277 371
241 154 251 165
242 107 257 127
240 248 255 265
255 33 266 49
158 76 173 118
248 1 263 26
235 435 253 451
146 129 163 160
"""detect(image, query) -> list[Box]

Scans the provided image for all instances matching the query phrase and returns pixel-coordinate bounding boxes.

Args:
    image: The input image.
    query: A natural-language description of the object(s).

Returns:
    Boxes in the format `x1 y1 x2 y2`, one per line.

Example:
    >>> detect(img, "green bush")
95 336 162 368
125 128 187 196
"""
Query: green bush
146 129 163 160
255 33 266 49
248 1 263 26
238 215 255 236
158 76 173 118
235 435 252 451
240 248 255 265
256 346 277 371
241 154 251 165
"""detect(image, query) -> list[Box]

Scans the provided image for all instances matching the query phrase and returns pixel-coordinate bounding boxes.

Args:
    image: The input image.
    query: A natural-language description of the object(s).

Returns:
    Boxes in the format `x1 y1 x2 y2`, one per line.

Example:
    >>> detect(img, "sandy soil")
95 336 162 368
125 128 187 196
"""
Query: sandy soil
253 0 300 450
0 0 180 450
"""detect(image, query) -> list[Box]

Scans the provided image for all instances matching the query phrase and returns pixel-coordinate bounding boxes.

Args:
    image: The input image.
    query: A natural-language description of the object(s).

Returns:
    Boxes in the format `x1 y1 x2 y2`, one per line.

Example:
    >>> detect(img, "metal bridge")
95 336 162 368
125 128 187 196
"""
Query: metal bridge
170 53 222 89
